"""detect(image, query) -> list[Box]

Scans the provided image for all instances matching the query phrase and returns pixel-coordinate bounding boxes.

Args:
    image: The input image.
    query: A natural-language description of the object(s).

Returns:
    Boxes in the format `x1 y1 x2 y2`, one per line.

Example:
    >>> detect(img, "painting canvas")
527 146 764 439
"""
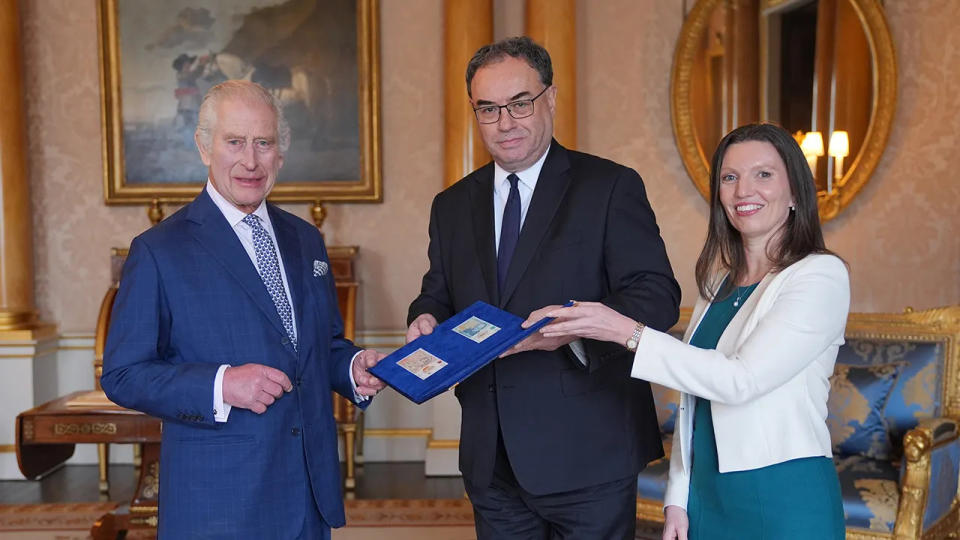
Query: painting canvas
99 0 381 203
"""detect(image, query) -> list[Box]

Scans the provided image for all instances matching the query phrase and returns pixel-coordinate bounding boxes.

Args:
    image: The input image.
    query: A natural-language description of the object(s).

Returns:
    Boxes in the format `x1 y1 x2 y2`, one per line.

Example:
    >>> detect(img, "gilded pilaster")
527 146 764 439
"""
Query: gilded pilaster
0 0 57 479
444 0 493 187
0 0 51 337
526 0 576 148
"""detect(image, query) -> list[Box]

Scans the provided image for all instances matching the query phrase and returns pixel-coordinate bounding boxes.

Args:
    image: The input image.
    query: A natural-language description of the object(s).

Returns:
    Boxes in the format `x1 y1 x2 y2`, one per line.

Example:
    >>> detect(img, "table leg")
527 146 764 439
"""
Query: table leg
90 442 159 539
97 443 110 495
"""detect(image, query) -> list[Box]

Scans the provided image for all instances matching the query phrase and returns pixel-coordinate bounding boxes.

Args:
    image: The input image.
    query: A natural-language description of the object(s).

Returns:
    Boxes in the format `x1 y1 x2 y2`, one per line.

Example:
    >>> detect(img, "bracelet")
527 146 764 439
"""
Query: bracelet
625 321 644 352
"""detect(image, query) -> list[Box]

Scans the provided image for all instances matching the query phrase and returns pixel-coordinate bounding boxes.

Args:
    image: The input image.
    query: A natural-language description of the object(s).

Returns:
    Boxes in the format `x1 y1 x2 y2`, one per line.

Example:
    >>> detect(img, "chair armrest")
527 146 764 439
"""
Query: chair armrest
894 418 960 539
922 418 958 445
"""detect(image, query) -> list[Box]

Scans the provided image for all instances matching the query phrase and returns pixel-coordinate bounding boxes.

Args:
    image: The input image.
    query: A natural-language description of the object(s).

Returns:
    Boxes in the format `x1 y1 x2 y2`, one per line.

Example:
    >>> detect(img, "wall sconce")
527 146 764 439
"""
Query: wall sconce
800 131 824 175
829 130 849 181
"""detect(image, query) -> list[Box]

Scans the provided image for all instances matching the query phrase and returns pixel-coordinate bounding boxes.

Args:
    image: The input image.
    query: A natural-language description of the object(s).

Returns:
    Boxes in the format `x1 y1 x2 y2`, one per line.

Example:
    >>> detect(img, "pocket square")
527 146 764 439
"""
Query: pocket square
313 260 329 277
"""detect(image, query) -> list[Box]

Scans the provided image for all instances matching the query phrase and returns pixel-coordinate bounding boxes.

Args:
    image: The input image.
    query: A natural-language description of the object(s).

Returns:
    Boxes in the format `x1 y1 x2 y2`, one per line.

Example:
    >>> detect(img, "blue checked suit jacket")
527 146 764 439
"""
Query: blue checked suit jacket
102 189 365 539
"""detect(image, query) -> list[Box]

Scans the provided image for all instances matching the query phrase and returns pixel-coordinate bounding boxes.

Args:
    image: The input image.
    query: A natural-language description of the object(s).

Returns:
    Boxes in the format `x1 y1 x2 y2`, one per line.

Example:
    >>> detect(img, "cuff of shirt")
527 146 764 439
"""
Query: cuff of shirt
568 339 589 367
214 364 232 422
349 351 370 402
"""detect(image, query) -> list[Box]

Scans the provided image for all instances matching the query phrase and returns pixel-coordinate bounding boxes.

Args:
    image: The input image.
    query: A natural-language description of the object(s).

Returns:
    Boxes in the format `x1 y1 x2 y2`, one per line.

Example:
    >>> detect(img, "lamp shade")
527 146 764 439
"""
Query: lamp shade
801 131 825 157
829 131 850 157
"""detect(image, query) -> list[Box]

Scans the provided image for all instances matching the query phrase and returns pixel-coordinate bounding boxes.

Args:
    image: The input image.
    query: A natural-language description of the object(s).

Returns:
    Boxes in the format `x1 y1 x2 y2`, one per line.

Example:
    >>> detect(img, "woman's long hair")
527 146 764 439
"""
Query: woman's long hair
695 123 833 301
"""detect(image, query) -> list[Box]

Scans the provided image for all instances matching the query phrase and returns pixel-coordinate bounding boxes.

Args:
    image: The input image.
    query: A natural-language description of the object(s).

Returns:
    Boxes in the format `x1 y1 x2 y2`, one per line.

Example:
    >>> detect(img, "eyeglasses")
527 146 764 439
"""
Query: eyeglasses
472 86 550 124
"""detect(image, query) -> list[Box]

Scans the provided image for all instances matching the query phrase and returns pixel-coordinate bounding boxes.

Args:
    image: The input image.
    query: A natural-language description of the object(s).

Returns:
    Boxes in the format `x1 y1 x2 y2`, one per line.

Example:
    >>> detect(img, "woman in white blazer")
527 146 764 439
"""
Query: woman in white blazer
526 123 849 539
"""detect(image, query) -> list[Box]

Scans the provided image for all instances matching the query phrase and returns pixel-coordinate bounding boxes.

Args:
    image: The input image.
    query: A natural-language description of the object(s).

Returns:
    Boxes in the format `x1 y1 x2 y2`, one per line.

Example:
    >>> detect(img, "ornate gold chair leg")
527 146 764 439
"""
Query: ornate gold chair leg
355 411 365 467
343 424 356 490
97 443 110 495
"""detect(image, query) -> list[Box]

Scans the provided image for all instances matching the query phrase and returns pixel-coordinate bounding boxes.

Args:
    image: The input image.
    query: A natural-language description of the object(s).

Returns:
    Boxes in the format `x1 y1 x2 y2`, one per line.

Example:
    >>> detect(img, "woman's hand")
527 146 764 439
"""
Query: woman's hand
501 304 576 357
521 301 638 346
662 505 689 540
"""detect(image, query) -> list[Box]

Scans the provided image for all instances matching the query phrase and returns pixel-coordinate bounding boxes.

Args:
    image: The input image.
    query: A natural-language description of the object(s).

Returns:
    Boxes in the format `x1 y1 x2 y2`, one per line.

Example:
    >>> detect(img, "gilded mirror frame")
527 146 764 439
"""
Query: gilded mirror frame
670 0 896 221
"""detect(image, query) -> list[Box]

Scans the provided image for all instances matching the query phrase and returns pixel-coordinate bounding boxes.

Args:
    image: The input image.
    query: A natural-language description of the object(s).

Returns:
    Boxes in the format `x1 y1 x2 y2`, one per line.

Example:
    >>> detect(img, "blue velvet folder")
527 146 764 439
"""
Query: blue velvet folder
370 301 565 404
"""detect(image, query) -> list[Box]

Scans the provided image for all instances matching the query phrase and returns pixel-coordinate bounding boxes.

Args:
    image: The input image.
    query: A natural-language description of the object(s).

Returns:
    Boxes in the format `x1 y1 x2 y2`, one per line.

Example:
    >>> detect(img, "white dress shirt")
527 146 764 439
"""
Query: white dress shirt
492 145 587 365
205 181 364 422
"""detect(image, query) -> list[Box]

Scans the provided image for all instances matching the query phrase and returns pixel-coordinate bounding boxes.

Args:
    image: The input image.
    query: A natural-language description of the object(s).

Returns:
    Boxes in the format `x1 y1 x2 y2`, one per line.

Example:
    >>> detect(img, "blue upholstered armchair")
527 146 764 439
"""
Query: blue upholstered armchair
637 306 960 540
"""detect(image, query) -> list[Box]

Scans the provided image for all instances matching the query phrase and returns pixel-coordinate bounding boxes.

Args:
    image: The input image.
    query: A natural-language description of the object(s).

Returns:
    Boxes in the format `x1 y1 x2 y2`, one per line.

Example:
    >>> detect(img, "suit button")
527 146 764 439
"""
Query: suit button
488 384 495 392
281 336 290 345
296 378 302 387
291 427 301 436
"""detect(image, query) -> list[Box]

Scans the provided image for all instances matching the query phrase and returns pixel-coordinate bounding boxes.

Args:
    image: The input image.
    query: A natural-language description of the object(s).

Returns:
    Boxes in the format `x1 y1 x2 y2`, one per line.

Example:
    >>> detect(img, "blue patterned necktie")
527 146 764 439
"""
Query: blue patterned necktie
242 213 297 351
498 173 521 295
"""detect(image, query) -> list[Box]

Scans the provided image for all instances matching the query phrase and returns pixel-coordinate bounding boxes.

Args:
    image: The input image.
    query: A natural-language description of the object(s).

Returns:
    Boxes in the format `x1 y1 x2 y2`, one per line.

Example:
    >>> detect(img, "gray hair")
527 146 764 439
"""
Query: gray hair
465 36 553 98
195 80 291 154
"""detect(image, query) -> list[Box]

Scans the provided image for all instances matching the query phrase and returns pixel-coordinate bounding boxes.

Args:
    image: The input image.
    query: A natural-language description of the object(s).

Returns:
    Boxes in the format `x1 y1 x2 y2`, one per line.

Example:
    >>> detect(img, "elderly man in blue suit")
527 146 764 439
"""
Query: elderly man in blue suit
101 80 385 539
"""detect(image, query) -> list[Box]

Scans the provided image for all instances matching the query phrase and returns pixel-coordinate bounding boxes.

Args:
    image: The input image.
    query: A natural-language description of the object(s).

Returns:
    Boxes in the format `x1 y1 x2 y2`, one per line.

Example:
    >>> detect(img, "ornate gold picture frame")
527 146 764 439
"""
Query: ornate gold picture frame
98 0 381 205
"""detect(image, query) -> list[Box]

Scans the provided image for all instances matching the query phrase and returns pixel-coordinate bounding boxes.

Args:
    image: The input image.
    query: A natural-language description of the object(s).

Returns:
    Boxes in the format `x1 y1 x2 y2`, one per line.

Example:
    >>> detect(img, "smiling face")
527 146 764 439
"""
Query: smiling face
470 56 556 172
196 96 283 213
718 140 796 249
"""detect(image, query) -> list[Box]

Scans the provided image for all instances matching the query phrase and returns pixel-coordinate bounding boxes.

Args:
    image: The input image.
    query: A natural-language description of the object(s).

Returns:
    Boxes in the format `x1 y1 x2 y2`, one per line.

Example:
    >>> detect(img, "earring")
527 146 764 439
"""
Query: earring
789 205 796 211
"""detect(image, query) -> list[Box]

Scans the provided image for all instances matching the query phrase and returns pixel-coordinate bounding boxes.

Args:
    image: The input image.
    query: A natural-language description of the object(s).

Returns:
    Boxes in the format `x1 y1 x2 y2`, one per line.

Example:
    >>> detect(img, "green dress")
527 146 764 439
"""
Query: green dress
686 282 845 540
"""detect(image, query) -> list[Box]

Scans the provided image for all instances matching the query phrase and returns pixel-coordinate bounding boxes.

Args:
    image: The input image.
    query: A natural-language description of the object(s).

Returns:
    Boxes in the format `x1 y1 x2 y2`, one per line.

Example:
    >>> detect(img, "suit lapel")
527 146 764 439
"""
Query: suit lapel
469 164 499 304
185 191 289 341
269 206 304 351
500 142 572 307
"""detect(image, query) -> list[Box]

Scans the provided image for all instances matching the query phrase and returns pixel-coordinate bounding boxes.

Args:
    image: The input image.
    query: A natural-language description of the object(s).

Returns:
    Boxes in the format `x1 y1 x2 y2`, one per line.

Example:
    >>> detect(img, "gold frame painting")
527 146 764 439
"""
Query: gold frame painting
98 0 381 205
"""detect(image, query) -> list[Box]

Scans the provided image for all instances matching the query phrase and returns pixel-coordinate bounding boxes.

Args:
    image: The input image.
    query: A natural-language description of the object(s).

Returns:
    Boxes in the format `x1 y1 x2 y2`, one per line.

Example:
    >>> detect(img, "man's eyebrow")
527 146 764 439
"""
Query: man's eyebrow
474 91 534 106
220 133 277 141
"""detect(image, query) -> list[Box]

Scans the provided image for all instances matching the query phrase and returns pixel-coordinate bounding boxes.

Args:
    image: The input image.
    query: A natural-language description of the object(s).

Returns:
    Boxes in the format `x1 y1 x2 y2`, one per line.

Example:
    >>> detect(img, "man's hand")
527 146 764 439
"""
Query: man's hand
222 364 292 414
352 349 387 397
406 313 438 343
662 505 689 540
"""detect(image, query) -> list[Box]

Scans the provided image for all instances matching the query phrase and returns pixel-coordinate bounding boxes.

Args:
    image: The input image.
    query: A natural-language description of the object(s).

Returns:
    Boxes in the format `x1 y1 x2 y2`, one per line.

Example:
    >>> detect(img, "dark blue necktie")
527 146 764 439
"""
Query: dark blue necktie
497 174 521 295
242 213 297 351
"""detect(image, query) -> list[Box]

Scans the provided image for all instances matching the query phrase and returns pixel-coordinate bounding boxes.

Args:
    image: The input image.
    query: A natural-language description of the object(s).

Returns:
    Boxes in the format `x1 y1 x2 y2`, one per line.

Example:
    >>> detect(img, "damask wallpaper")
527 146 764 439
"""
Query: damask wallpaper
20 0 960 334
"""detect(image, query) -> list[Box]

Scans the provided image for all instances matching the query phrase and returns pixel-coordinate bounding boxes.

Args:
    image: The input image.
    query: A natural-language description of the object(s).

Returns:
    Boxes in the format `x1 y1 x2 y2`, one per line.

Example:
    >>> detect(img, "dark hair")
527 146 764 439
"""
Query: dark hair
465 36 553 98
695 122 834 301
172 53 196 71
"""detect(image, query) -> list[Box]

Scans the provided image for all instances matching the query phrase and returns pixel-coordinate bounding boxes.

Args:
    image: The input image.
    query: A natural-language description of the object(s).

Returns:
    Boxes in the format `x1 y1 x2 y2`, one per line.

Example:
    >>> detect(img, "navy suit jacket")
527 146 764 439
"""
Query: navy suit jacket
408 141 681 495
102 190 364 538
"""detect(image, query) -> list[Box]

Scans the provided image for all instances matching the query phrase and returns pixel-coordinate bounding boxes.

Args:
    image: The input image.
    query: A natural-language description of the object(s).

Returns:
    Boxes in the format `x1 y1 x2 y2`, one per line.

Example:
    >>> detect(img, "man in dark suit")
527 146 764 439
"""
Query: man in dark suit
406 37 681 539
102 80 385 539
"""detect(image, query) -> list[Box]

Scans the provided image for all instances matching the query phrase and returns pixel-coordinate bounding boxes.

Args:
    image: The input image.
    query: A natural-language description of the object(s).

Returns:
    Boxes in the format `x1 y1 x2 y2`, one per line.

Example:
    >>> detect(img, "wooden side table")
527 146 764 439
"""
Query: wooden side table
15 391 161 537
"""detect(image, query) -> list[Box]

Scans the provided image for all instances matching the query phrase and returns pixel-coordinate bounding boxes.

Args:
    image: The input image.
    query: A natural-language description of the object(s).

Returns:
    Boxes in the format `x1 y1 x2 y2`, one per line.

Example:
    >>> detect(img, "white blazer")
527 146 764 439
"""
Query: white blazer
632 253 850 510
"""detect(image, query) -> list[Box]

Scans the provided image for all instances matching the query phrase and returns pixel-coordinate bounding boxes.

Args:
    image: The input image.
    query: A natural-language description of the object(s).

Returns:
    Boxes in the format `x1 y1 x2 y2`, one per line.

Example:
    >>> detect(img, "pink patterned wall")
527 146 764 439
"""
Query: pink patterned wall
20 0 959 333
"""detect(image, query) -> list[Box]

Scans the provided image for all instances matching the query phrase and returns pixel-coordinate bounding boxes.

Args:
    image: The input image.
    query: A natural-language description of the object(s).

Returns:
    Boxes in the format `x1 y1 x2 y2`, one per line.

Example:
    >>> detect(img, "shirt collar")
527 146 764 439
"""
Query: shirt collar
493 142 551 194
205 180 270 228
